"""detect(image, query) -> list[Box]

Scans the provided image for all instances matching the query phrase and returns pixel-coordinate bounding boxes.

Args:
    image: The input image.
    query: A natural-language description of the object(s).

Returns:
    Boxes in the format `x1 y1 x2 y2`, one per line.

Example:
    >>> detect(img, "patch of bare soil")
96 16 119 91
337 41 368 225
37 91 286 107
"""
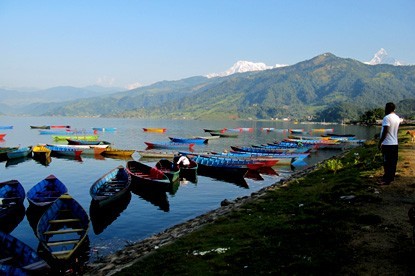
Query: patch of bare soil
340 141 415 275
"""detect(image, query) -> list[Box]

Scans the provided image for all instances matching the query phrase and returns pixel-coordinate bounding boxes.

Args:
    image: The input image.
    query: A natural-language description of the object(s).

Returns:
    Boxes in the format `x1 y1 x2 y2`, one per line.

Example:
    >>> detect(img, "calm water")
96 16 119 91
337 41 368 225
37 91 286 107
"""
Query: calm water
0 116 379 264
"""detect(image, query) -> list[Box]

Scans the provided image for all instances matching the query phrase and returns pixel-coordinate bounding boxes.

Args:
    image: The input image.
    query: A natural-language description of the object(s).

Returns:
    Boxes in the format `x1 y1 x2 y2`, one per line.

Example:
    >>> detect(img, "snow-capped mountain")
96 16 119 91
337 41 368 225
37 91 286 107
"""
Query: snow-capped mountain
206 60 288 78
365 48 405 66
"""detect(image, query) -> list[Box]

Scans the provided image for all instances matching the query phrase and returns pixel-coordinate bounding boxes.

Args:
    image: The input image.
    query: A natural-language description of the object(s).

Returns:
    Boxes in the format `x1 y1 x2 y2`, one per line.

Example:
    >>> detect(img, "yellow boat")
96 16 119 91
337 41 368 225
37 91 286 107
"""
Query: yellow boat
32 144 52 159
142 127 166 133
102 147 135 157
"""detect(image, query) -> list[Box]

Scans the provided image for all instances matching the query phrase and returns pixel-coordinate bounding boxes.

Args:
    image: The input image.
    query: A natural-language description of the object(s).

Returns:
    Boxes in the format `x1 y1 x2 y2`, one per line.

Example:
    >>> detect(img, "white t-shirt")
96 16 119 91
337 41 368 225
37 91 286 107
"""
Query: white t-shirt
380 112 400 145
177 156 190 166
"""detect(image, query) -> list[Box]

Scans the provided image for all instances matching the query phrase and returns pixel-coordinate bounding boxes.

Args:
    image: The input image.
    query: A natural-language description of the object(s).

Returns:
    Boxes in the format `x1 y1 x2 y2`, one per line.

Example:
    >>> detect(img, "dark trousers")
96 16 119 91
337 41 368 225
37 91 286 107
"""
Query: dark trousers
382 145 398 183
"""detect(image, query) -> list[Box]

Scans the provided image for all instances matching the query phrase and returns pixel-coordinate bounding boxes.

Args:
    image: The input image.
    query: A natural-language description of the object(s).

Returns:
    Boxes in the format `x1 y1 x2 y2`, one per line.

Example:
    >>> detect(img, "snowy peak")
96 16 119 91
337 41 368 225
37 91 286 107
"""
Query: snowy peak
206 60 287 78
365 48 405 66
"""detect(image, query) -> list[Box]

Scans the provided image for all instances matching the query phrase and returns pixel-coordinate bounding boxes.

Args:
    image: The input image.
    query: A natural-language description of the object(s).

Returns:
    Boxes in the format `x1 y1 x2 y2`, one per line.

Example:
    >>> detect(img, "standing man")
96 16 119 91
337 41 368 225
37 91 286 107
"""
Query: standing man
378 102 401 185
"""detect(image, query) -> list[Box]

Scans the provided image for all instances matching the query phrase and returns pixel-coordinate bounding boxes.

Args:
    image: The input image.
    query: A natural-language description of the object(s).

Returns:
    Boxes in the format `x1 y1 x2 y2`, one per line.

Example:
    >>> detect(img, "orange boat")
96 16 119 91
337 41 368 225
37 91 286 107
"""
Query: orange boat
0 133 6 139
143 128 167 133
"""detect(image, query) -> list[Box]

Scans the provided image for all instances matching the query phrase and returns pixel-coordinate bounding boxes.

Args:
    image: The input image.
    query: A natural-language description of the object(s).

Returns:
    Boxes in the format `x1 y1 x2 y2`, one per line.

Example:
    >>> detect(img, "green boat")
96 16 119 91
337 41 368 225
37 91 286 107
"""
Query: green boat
52 135 99 141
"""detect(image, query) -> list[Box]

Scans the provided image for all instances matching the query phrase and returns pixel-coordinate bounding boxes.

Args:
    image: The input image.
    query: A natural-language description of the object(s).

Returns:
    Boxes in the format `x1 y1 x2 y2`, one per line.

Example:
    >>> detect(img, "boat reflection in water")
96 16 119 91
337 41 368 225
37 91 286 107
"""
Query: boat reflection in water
89 191 132 235
0 203 25 233
5 156 32 167
33 155 52 166
131 182 170 212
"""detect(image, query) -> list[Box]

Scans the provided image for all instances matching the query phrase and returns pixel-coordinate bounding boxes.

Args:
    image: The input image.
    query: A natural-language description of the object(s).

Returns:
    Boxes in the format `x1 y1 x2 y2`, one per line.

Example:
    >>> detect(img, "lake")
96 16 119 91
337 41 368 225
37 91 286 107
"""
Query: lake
0 116 379 269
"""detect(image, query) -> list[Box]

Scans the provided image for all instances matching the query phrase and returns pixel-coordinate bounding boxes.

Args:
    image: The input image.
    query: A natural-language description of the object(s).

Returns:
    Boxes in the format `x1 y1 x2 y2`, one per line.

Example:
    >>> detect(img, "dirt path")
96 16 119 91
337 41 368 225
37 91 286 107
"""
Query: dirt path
340 140 415 275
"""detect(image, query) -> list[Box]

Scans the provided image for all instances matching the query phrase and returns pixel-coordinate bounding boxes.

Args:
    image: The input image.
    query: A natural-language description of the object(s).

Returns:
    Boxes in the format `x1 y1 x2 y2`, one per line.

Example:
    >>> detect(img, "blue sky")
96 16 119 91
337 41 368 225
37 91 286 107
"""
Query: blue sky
1 0 414 90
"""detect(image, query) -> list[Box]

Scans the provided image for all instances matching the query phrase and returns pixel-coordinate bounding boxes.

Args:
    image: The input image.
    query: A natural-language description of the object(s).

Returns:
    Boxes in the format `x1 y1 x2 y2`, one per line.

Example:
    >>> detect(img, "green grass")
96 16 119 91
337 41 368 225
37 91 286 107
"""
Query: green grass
116 141 385 275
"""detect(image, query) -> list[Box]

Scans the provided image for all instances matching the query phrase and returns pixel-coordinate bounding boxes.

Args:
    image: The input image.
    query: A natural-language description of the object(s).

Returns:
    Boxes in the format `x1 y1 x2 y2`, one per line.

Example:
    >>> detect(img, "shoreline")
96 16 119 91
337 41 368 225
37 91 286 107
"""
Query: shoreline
85 159 327 275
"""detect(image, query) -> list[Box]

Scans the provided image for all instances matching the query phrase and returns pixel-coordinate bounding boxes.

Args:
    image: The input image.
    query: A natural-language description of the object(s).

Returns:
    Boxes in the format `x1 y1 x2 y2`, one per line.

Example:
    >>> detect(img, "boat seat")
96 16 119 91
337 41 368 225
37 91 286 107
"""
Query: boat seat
47 239 79 246
49 218 81 224
43 228 85 235
22 260 48 270
0 256 13 263
51 250 73 256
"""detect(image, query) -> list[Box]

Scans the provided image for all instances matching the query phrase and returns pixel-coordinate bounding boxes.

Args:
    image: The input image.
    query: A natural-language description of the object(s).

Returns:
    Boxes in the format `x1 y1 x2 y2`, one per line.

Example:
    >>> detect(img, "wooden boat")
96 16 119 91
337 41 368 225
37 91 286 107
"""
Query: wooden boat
143 127 166 133
230 145 293 154
30 125 50 129
193 135 220 140
92 127 117 132
41 129 97 135
102 147 135 157
137 150 177 158
321 133 356 138
0 231 50 273
32 145 52 159
0 180 25 219
311 128 334 132
48 144 107 155
0 133 6 139
289 129 305 134
226 127 254 132
126 160 171 189
173 155 198 181
27 175 68 207
203 128 226 133
0 125 13 129
0 147 19 161
209 132 238 138
37 194 90 261
54 135 100 142
155 159 180 183
90 165 131 207
6 146 32 159
50 125 71 129
39 129 73 135
145 141 195 150
46 145 83 157
169 137 208 144
66 138 109 145
191 155 278 171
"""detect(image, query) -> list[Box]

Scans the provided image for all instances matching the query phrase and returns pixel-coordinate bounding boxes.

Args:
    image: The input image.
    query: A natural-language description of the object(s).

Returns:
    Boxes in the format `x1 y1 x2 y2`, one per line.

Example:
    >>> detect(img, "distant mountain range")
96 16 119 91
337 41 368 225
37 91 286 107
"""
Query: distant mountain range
364 48 406 66
1 51 414 121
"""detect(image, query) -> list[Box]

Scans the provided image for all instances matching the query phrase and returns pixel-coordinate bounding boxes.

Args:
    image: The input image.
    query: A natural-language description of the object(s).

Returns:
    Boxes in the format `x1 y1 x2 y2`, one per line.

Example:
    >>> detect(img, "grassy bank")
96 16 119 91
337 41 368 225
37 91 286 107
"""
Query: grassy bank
113 131 414 275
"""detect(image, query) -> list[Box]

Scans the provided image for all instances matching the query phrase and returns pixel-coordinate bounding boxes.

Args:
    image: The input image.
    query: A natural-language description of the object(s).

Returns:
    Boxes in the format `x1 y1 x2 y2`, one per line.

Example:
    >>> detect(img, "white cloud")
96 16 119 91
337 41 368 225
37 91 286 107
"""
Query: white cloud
96 76 115 86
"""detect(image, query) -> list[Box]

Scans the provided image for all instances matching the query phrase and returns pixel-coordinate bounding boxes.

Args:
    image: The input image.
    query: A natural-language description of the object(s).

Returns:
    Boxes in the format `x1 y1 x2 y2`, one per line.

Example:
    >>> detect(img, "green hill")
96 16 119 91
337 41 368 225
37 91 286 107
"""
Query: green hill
44 53 415 122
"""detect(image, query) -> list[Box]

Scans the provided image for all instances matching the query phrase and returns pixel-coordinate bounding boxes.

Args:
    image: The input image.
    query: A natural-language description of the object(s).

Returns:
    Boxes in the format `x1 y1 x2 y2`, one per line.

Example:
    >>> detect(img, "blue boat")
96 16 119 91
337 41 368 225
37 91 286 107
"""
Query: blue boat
145 141 195 150
90 165 131 207
46 145 83 157
0 231 50 273
37 194 90 261
6 146 32 159
92 127 117 132
27 175 68 207
0 125 13 130
169 137 208 144
0 180 25 219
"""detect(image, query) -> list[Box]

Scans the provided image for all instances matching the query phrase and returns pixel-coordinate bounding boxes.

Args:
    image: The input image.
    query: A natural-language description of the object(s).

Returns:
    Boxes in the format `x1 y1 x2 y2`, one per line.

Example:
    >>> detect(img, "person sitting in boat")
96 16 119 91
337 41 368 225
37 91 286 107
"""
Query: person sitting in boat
176 154 190 168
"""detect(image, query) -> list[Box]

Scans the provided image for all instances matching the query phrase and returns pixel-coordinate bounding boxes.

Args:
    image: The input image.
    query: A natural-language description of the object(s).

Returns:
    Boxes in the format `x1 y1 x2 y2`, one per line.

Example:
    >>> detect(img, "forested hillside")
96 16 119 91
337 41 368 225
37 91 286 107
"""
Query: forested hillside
42 53 415 122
